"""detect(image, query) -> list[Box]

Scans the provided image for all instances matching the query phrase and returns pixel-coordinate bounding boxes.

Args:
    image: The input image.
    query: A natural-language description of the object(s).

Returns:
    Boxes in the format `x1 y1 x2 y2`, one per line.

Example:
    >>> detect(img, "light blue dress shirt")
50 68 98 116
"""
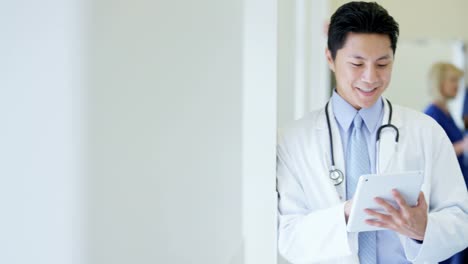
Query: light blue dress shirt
331 91 414 264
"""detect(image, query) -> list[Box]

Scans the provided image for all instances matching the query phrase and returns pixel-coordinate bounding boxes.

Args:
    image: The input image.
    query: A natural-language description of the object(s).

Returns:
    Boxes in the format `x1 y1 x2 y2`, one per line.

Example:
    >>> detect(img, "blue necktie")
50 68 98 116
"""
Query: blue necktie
346 113 377 264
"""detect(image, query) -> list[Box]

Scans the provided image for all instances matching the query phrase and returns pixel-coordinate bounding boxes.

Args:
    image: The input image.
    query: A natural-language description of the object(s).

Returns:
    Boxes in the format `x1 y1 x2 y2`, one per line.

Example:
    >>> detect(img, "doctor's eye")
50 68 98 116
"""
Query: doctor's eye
350 63 363 67
377 64 389 68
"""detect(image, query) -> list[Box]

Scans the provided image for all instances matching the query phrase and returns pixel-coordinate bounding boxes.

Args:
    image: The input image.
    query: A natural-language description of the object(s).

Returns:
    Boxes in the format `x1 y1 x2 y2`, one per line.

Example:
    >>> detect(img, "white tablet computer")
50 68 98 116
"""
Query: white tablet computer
346 170 424 233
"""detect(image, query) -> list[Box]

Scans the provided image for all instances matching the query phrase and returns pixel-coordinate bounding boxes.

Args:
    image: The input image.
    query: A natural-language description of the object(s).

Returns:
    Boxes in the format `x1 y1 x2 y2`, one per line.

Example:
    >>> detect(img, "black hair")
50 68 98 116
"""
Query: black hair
327 1 399 60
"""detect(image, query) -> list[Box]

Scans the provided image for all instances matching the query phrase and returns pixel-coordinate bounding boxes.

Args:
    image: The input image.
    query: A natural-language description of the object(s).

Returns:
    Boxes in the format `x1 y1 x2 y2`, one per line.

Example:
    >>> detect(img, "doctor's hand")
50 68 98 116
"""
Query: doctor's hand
364 190 428 241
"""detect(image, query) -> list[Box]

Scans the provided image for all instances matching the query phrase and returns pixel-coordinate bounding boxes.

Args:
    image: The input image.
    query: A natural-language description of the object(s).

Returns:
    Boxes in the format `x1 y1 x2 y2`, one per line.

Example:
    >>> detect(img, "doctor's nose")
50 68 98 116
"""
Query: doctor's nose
361 65 379 84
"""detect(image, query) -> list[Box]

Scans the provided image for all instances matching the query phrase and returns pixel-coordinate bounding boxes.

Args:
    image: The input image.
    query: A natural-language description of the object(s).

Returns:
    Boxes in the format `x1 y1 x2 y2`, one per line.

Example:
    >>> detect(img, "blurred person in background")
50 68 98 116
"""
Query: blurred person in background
424 62 468 188
424 62 468 264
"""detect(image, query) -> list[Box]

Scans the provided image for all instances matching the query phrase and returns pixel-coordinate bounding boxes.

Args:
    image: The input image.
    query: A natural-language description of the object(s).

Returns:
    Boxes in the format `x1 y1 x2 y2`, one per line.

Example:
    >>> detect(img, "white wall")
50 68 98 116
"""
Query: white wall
277 0 330 128
0 1 83 263
84 1 242 261
385 40 456 111
84 1 277 264
277 0 296 127
330 0 467 41
3 0 277 263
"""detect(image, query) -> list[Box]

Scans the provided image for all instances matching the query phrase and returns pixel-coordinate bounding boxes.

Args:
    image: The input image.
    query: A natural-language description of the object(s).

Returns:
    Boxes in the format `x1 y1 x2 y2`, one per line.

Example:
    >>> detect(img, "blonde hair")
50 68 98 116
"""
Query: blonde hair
428 62 464 101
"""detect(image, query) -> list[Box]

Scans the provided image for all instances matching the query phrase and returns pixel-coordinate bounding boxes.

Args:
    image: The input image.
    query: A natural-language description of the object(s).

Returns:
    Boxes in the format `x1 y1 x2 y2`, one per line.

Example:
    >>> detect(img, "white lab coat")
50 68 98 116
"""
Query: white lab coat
277 100 468 264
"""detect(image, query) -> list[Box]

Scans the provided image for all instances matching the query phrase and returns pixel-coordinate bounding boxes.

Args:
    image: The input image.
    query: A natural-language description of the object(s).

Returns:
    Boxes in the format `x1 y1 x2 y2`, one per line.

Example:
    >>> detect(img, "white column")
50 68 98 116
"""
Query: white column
0 1 83 263
242 0 278 263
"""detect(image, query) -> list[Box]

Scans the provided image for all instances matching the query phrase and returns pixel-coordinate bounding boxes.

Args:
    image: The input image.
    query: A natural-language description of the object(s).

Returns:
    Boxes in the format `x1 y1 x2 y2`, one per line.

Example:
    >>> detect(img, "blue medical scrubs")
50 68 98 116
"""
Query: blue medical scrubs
424 103 468 264
424 104 466 179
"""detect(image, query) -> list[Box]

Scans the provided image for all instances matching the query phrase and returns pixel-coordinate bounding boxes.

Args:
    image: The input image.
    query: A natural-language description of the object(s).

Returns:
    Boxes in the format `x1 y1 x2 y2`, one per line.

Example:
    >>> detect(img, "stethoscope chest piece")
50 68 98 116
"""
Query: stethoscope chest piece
329 167 344 186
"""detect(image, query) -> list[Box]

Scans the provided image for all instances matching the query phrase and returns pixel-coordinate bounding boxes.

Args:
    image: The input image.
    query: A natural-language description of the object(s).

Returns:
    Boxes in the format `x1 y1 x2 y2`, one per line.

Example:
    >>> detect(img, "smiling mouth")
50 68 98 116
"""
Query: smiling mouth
356 87 377 93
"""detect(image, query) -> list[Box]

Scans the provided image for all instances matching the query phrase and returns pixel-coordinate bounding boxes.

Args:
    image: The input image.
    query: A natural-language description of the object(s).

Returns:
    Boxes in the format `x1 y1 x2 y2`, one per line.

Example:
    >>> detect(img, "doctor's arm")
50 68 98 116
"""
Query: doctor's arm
277 139 352 263
404 130 468 262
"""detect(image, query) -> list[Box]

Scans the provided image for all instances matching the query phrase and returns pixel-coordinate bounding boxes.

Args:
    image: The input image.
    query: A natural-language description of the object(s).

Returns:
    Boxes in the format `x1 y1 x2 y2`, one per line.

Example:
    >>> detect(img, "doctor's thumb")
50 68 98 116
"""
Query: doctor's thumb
417 191 427 208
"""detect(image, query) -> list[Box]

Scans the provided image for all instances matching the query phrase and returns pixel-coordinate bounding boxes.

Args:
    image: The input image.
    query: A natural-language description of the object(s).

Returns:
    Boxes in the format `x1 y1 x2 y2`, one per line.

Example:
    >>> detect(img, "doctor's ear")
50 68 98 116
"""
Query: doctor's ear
325 48 335 72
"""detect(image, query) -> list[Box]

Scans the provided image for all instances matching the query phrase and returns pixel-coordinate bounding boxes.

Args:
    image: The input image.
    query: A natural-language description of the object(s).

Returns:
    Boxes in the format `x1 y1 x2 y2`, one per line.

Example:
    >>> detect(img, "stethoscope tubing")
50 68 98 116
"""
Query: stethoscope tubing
325 98 398 185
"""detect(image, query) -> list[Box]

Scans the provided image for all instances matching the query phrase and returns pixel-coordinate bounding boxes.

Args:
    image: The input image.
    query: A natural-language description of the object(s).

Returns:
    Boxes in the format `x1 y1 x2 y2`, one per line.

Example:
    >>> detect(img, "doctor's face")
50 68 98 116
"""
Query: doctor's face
326 33 394 110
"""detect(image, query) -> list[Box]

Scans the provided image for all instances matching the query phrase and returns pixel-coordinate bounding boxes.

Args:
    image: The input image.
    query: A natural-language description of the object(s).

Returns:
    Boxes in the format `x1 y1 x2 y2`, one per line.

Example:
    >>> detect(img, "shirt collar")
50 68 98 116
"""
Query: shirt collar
331 90 383 133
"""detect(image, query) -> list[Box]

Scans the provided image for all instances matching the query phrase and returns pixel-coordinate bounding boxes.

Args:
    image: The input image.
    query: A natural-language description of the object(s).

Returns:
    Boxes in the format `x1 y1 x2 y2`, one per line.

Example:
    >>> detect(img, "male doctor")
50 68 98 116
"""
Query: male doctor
277 2 468 264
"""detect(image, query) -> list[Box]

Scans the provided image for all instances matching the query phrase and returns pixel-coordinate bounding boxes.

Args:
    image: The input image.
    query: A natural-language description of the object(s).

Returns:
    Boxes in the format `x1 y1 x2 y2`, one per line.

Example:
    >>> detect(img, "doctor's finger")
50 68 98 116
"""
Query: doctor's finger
365 219 392 229
364 209 393 222
392 189 409 210
417 192 428 209
374 197 399 215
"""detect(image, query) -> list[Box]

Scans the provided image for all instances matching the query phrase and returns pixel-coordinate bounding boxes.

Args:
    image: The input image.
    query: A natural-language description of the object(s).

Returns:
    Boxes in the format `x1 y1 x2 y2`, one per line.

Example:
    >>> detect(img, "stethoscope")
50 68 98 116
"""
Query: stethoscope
325 99 399 186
